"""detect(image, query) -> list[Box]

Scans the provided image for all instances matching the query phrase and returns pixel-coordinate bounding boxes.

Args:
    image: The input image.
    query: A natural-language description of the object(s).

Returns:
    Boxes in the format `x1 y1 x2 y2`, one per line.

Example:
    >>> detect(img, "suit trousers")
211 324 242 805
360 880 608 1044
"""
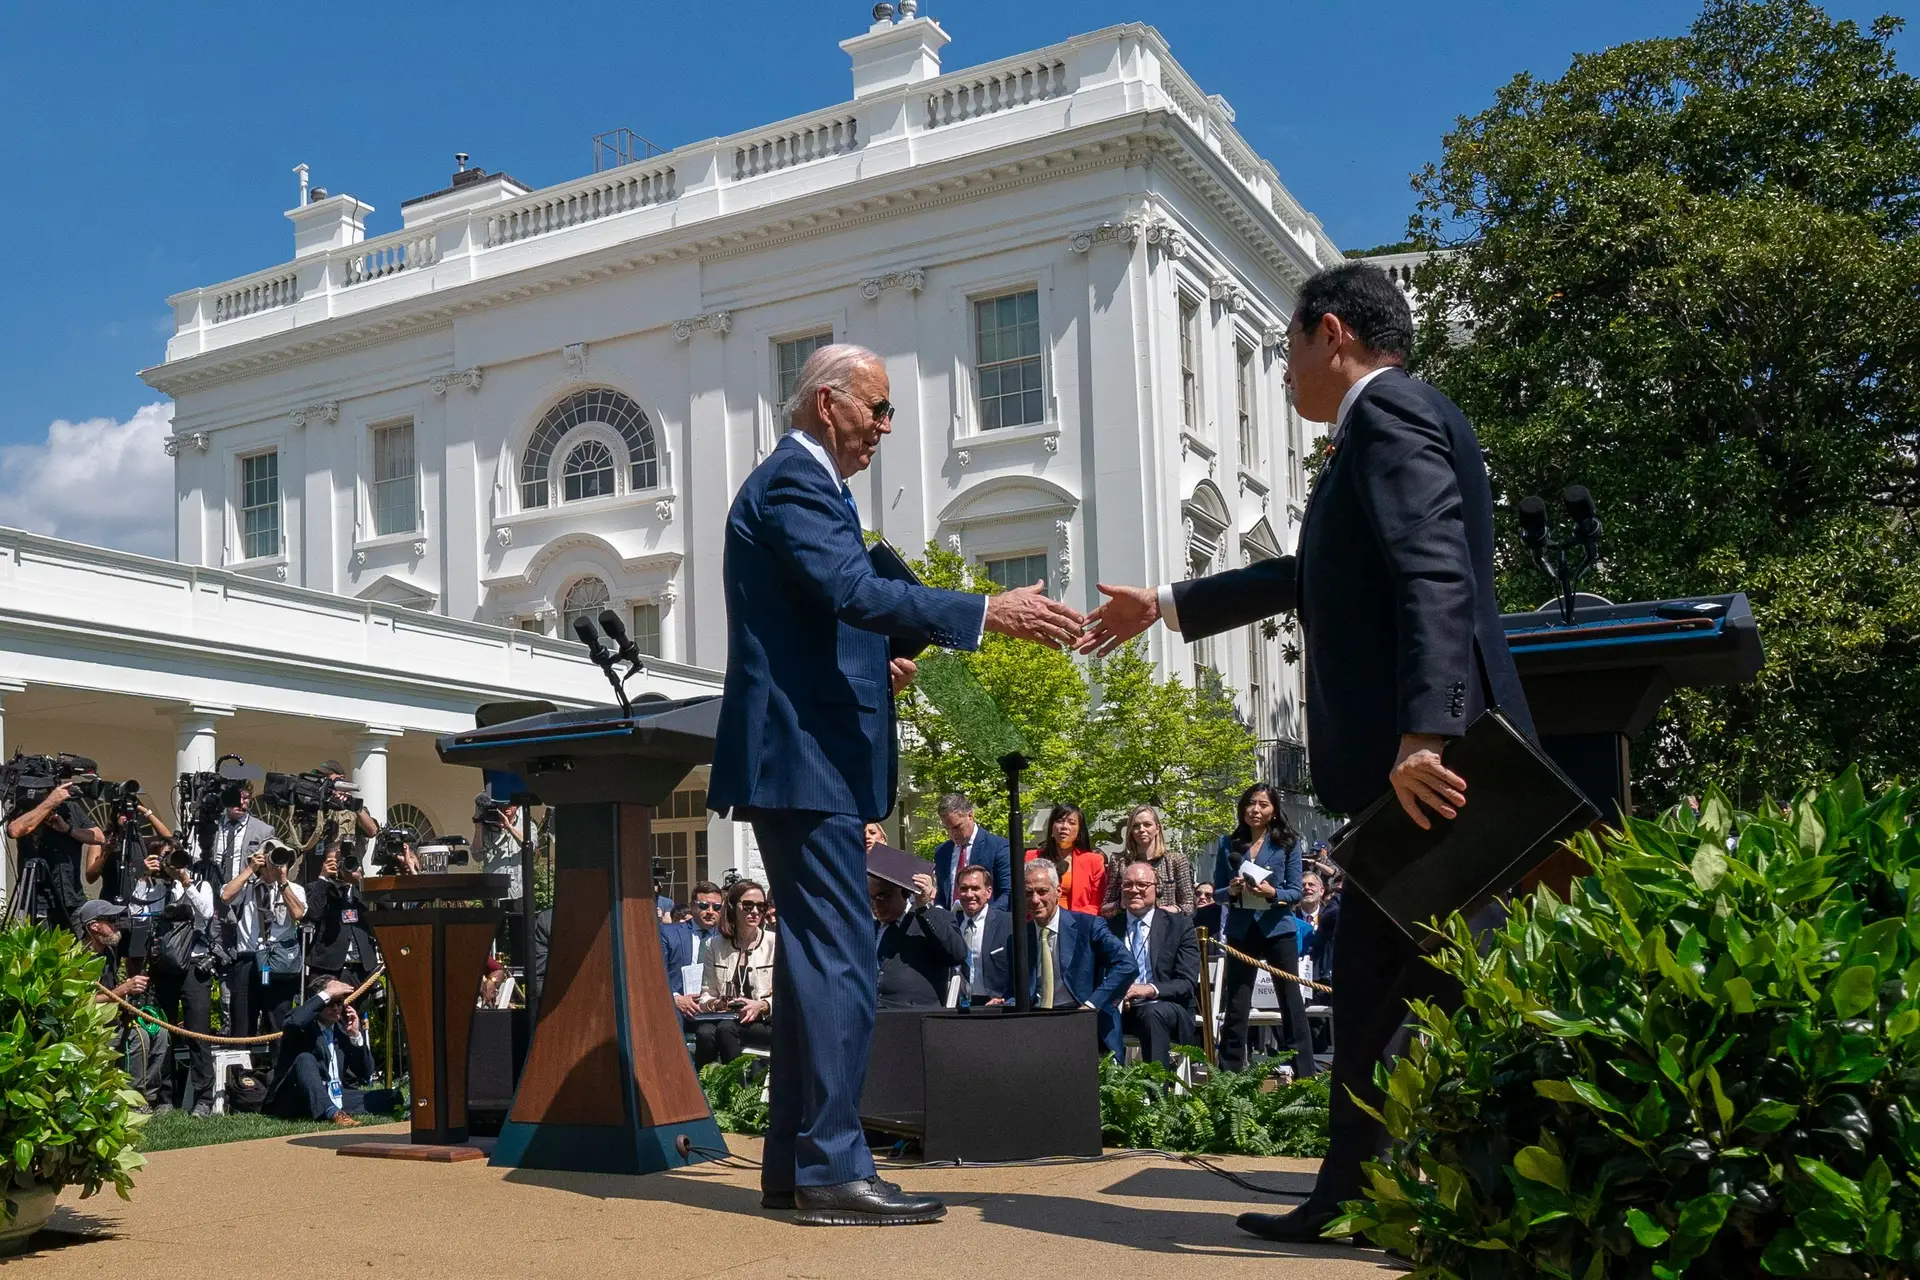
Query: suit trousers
224 954 258 1040
1302 887 1465 1214
148 966 212 1108
266 1052 400 1121
1217 927 1318 1077
749 810 877 1190
1121 999 1190 1070
693 1016 775 1067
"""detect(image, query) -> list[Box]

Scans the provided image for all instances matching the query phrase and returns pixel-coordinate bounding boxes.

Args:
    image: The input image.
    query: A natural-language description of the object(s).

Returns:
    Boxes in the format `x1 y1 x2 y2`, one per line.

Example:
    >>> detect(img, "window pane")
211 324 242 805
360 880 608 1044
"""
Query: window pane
560 577 611 638
631 603 662 658
562 441 616 502
975 290 1044 430
372 423 417 537
982 553 1049 596
776 332 833 428
1236 344 1257 467
240 451 279 561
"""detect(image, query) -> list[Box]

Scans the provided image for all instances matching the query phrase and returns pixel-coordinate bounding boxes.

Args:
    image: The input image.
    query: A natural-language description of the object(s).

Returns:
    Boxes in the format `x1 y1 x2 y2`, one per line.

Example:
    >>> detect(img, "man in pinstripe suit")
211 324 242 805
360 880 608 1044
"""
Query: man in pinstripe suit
709 344 1083 1227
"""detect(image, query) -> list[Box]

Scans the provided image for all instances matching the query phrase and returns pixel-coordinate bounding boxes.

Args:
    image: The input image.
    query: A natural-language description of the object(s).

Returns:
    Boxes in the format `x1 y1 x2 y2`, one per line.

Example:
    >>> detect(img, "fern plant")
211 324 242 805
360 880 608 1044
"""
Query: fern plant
1099 1049 1330 1157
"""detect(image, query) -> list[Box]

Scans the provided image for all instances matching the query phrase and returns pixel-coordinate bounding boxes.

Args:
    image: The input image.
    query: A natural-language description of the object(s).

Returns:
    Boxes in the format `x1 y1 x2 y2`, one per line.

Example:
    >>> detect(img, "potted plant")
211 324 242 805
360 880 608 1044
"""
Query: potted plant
1333 772 1917 1277
0 924 146 1253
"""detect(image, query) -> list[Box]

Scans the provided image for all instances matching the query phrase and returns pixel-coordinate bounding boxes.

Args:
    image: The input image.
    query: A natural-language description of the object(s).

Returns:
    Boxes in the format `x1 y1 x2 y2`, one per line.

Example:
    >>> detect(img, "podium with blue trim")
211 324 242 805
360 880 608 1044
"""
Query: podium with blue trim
437 696 726 1175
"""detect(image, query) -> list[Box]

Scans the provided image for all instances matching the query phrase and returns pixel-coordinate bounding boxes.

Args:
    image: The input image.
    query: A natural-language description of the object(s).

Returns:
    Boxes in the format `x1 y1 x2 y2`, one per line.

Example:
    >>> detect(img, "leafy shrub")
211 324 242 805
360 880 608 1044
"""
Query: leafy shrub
699 1056 769 1136
0 925 146 1219
1333 773 1918 1278
1100 1049 1329 1157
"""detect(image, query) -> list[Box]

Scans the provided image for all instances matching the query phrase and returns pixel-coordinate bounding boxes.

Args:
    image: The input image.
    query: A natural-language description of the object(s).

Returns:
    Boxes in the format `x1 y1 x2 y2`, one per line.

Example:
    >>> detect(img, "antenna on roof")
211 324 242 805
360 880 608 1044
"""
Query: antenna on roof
592 127 664 173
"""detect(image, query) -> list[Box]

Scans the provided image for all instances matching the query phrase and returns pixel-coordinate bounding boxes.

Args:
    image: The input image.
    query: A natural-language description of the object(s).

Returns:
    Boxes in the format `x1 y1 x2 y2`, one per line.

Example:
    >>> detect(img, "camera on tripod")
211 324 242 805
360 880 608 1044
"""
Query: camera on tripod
264 768 360 815
1 751 103 812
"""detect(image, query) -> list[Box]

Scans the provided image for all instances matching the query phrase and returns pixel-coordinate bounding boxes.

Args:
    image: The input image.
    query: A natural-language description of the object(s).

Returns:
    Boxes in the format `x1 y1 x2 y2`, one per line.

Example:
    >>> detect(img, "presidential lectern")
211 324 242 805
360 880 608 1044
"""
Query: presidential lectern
437 696 725 1174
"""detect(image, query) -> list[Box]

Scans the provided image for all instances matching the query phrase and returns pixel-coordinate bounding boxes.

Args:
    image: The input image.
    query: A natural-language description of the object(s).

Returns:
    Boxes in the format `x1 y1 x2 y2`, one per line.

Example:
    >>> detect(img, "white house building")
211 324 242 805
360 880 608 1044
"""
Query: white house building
132 7 1346 865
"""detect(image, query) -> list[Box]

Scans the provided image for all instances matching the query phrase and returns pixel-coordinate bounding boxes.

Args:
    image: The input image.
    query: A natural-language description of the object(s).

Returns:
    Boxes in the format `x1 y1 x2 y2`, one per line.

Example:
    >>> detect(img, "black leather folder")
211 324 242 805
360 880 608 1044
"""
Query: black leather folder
1328 709 1598 949
868 538 932 660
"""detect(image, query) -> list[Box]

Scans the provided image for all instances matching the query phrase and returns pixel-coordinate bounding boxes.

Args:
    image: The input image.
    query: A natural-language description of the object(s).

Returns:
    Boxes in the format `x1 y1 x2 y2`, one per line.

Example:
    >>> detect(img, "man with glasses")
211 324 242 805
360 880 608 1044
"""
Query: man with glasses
665 881 726 1019
264 975 397 1126
1108 860 1200 1069
710 343 1085 1226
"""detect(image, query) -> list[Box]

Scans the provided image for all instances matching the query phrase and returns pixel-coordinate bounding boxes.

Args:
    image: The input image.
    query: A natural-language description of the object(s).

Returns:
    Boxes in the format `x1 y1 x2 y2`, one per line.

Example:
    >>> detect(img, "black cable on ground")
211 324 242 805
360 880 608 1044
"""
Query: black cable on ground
877 1146 1308 1198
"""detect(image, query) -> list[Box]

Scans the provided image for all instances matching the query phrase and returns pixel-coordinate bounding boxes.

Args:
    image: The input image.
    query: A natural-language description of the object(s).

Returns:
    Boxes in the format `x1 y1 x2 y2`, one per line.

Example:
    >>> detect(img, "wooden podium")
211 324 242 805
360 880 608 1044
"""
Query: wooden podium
437 697 726 1175
361 872 508 1148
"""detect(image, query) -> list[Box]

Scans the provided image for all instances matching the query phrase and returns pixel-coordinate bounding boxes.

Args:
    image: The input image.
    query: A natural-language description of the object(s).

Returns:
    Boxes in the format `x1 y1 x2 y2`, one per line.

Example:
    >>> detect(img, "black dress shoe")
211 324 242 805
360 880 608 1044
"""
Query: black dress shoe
761 1190 795 1210
1236 1205 1350 1245
794 1176 945 1226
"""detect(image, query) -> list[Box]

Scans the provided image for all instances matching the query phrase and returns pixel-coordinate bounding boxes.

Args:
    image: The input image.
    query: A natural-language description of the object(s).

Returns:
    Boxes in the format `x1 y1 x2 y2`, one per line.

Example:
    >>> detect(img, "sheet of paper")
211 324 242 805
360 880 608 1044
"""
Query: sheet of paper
1239 861 1272 886
681 964 704 996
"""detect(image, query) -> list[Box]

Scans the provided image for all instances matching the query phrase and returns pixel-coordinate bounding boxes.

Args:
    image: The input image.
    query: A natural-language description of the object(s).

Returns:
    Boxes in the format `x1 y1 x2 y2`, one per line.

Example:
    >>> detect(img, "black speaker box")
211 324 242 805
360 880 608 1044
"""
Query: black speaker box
859 1008 1103 1162
466 1007 527 1135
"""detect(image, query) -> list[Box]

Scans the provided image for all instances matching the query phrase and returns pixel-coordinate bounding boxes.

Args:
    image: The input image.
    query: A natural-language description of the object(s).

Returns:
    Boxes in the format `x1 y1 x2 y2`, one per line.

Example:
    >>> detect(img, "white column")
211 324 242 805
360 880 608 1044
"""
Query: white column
352 727 401 831
0 681 25 909
173 703 235 778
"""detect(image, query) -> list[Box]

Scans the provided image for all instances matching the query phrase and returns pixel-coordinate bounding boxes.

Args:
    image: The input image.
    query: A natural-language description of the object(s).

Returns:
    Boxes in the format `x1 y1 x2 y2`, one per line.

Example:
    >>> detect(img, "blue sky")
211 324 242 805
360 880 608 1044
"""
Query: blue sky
0 0 1911 453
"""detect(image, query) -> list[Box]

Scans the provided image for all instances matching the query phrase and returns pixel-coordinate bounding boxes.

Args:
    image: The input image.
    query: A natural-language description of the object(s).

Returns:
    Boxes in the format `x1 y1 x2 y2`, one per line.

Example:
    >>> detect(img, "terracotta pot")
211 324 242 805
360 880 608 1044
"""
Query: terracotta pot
0 1181 57 1255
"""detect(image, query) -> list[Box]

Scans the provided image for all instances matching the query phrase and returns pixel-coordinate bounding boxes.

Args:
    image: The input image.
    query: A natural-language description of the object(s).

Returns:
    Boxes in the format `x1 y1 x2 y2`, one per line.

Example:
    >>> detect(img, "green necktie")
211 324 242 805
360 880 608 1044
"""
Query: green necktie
1038 922 1056 1008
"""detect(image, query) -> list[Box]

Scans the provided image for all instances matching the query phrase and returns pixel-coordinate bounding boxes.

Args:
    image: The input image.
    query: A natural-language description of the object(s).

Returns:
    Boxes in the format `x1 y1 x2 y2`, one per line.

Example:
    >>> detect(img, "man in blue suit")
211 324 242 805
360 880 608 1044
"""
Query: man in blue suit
709 343 1084 1227
1020 858 1136 1058
930 793 1011 910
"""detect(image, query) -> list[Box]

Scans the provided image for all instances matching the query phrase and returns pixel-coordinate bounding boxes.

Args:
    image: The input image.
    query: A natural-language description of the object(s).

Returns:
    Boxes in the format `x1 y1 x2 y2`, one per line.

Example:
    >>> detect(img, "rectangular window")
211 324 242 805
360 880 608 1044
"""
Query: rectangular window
1247 629 1270 735
1179 294 1202 432
372 422 417 537
518 619 544 635
975 289 1044 430
982 552 1050 597
1189 547 1216 686
650 784 710 906
776 331 833 427
1285 399 1305 499
1235 342 1257 468
240 451 280 561
631 602 662 658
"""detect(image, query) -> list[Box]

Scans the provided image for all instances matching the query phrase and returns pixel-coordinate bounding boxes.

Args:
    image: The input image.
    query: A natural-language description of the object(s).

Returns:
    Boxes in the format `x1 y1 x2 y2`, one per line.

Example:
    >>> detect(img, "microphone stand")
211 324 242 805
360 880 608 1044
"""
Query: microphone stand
571 618 633 716
999 751 1033 1012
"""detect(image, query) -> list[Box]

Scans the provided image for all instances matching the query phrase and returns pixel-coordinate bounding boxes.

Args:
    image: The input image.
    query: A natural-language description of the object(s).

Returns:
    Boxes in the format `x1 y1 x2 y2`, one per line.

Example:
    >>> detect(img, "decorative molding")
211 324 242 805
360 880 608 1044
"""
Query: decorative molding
654 497 675 523
354 550 367 567
1140 212 1189 259
495 527 512 548
411 539 427 558
1262 324 1286 351
1067 213 1144 254
163 431 209 457
289 400 340 428
955 449 972 468
562 342 588 378
1054 518 1072 587
945 534 962 553
429 366 483 396
658 581 678 609
858 267 925 299
671 311 732 341
1210 274 1248 313
273 564 289 581
1042 432 1060 455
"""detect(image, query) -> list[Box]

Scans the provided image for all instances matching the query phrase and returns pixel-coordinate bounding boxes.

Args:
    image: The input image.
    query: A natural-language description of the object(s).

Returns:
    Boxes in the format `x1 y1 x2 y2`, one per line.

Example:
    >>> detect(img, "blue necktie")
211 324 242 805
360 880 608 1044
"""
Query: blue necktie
842 485 859 520
1130 918 1150 979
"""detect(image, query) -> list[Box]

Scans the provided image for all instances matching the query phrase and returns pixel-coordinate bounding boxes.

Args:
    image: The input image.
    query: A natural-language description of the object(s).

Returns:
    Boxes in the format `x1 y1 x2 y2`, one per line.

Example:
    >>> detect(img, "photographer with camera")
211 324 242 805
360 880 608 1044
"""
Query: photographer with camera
147 848 220 1115
212 783 277 1039
305 844 378 988
314 760 380 841
368 824 421 877
471 794 536 902
87 790 170 903
5 771 106 929
76 900 171 1111
264 975 397 1127
223 837 307 1035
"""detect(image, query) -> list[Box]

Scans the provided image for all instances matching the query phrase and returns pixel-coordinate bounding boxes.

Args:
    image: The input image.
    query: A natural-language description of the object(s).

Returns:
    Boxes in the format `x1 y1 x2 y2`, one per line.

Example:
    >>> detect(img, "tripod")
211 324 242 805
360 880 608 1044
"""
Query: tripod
1 848 41 930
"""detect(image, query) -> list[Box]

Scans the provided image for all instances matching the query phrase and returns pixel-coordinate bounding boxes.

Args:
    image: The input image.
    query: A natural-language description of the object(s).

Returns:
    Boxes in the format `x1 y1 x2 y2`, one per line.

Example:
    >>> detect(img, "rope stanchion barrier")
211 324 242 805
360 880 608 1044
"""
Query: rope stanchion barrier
1203 934 1334 996
93 965 387 1047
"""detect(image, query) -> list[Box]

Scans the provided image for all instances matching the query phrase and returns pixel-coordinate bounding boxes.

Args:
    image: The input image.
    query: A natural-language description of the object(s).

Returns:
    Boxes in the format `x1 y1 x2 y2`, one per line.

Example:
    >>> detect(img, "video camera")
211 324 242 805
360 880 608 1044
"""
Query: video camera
369 824 421 875
1 751 103 812
264 768 361 815
176 755 264 861
473 793 512 829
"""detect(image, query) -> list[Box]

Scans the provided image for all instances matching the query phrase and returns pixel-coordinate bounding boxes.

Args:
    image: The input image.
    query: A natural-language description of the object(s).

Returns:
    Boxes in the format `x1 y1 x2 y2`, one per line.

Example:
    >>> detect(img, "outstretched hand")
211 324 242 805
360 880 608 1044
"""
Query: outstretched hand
1076 583 1161 656
888 657 917 694
982 581 1084 649
1389 734 1466 830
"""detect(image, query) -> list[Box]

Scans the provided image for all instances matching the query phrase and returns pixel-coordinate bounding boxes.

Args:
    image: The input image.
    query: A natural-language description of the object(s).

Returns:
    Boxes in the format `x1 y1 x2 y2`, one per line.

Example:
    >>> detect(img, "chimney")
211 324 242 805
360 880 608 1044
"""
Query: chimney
286 191 375 260
841 3 950 99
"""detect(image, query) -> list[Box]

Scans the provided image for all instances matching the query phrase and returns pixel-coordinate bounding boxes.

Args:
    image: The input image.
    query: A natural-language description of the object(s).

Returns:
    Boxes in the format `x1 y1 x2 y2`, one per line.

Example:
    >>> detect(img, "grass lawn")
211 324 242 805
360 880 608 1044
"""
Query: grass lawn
136 1108 404 1153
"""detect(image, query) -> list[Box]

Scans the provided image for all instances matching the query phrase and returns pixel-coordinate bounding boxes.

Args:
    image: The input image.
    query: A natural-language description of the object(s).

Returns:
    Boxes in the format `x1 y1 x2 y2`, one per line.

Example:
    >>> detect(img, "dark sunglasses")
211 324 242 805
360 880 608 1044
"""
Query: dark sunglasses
736 900 767 913
830 386 895 424
694 901 723 911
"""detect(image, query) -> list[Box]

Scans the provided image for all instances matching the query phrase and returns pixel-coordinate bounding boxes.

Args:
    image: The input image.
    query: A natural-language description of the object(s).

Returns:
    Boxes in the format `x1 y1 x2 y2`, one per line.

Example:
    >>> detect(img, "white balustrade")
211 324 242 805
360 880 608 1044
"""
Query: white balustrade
924 58 1069 128
485 164 677 248
343 229 440 286
212 270 299 322
732 115 859 181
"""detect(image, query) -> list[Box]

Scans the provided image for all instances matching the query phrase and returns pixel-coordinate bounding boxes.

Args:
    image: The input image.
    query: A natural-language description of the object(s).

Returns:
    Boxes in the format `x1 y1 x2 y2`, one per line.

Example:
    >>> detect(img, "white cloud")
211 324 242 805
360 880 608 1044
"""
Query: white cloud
0 402 176 558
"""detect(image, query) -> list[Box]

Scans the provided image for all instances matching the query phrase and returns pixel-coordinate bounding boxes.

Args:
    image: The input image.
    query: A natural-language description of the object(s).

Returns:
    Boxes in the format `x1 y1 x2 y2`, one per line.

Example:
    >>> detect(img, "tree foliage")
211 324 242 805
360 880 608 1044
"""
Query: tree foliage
895 544 1254 856
1409 0 1920 808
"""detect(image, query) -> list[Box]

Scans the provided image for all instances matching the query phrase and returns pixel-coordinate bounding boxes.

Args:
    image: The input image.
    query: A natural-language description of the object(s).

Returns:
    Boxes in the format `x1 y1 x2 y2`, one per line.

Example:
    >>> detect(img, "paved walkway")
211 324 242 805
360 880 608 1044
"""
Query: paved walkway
15 1126 1403 1278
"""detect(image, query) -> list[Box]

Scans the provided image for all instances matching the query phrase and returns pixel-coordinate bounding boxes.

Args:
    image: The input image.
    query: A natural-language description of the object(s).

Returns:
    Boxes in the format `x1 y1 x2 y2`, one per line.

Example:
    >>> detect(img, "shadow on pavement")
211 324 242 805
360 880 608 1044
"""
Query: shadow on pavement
1098 1163 1317 1204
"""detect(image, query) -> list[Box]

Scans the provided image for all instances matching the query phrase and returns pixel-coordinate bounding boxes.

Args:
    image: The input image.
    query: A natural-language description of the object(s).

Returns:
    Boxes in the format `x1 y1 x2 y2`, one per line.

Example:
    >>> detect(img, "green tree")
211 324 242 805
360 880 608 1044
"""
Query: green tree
895 545 1254 857
1409 0 1920 809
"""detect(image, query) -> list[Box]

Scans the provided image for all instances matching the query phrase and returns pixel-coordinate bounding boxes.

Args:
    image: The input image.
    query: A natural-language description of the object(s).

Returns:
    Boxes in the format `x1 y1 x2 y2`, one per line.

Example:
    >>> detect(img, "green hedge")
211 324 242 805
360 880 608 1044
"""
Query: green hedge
1332 772 1918 1278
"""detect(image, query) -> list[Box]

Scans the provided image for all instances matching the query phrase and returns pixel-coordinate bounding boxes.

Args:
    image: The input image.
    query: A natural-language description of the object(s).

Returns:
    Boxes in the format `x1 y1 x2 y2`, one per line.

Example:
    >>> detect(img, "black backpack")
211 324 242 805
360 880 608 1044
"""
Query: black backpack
225 1063 268 1113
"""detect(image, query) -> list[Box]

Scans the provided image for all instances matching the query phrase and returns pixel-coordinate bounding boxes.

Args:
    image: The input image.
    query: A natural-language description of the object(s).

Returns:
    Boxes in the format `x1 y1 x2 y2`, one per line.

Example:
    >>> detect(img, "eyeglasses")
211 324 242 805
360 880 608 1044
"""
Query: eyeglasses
694 901 723 912
736 900 766 913
829 386 895 424
1121 882 1154 893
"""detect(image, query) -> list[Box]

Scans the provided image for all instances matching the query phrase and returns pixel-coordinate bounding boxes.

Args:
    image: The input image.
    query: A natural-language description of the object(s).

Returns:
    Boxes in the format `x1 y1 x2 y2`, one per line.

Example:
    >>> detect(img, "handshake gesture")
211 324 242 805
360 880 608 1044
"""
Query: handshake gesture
982 580 1086 648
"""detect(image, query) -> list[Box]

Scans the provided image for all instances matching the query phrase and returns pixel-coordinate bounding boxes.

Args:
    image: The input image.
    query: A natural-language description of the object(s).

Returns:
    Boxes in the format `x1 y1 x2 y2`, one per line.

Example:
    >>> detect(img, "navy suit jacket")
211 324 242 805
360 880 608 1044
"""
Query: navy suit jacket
267 994 374 1107
1109 909 1201 1011
962 905 1014 1000
932 827 1012 909
1036 908 1137 1057
1169 369 1533 814
660 921 693 995
709 434 985 819
1210 833 1306 943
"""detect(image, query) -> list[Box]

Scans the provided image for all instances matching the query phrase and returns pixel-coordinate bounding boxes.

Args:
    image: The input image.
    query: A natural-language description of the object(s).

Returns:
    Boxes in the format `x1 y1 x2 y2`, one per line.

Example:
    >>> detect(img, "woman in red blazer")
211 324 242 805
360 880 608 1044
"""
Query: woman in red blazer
1024 803 1108 916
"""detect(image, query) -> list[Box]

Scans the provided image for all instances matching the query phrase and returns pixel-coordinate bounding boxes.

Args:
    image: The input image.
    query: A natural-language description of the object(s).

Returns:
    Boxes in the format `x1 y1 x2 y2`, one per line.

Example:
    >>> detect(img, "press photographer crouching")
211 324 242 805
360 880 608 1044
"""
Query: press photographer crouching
265 975 398 1127
77 900 170 1111
305 844 378 988
222 837 307 1034
3 754 107 929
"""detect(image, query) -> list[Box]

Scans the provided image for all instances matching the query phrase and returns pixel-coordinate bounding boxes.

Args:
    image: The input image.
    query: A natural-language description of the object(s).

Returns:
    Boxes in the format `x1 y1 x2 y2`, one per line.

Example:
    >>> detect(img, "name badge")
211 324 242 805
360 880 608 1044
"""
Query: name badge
341 909 359 924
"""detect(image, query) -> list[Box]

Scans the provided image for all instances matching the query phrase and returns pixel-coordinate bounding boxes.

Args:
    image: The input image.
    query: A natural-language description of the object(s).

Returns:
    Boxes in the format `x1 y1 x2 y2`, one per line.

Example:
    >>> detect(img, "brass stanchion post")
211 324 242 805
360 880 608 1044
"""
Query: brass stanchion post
1196 927 1217 1067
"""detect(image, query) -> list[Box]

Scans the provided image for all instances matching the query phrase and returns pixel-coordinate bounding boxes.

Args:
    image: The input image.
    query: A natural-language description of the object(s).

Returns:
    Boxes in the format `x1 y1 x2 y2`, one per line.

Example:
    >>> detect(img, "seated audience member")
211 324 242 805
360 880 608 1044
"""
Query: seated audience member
78 900 169 1109
952 865 1011 1003
1023 803 1109 915
695 879 775 1066
1298 870 1338 983
1192 881 1226 941
1022 859 1135 1057
869 849 967 1010
1109 860 1201 1069
932 792 1012 910
266 976 398 1126
478 956 515 1009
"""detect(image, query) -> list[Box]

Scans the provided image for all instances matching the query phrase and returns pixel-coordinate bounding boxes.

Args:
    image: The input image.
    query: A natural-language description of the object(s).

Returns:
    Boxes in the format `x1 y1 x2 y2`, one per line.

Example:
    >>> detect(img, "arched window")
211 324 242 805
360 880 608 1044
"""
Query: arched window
519 388 659 509
560 577 611 639
562 441 616 502
388 803 437 842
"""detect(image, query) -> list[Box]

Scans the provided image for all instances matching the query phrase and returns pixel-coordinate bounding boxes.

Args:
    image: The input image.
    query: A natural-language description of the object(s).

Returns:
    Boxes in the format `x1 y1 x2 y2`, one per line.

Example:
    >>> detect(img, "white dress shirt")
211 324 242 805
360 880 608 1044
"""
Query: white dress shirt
1125 907 1158 996
958 903 990 991
1159 365 1399 632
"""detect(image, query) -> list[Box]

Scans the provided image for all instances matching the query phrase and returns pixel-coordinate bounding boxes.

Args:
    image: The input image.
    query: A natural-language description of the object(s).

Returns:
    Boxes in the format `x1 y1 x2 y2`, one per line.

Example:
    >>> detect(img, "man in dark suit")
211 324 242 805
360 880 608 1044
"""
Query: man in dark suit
930 793 1012 910
870 863 967 1010
1022 859 1136 1057
1080 262 1535 1243
265 975 397 1125
1109 860 1200 1069
709 343 1083 1226
952 864 1012 1003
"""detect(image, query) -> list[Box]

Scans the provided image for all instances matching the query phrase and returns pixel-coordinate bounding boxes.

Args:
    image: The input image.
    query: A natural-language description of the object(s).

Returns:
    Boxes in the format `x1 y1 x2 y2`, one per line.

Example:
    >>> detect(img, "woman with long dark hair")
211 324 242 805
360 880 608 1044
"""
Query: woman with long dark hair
1022 803 1107 915
1210 783 1318 1078
695 877 776 1066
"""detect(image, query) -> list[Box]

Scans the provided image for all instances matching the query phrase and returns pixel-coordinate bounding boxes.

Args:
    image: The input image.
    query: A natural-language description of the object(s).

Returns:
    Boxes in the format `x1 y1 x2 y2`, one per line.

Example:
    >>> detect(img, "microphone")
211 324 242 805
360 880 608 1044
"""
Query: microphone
572 615 603 655
1517 495 1549 552
598 609 646 675
1563 485 1602 545
572 616 631 713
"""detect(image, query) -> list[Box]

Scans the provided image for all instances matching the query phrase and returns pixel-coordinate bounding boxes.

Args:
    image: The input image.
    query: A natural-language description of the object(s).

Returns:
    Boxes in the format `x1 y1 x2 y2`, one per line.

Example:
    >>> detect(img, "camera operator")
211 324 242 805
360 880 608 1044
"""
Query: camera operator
264 975 397 1127
224 838 307 1035
305 844 377 988
314 760 380 841
87 795 171 905
212 783 276 1039
147 851 220 1116
6 779 106 929
75 900 169 1111
472 795 537 902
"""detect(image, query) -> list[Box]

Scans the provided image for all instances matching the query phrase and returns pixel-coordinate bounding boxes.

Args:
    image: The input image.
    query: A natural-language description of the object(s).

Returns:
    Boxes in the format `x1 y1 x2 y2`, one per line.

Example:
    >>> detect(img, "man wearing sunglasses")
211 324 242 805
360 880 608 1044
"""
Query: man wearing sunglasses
711 343 1084 1226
